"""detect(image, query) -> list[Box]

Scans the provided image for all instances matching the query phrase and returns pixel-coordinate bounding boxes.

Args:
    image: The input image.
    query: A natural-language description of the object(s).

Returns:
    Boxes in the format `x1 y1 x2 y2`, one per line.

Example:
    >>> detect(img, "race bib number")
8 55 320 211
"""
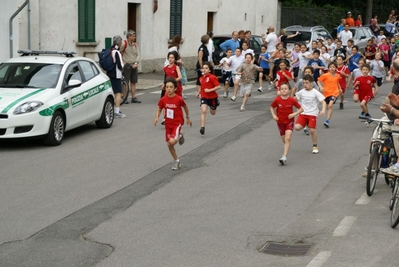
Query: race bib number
166 108 174 119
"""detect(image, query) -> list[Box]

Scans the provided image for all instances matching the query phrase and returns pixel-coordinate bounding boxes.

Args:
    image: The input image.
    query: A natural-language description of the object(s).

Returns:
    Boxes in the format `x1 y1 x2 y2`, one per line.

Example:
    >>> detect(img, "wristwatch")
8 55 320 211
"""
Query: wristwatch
186 115 191 119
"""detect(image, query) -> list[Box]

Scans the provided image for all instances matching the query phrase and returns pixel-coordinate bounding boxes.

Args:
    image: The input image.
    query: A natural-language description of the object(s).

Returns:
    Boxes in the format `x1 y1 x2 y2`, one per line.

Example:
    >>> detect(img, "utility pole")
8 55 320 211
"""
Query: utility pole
366 0 373 22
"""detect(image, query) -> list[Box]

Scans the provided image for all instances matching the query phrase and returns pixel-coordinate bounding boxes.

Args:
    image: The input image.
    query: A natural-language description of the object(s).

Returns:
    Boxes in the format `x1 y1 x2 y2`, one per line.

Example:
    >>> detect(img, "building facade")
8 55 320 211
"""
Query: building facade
3 0 278 72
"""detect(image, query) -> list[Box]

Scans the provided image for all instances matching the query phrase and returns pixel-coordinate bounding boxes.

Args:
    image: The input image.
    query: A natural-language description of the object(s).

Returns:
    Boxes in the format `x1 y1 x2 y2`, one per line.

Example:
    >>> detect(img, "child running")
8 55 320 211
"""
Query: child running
274 60 293 95
317 61 341 128
218 48 233 98
196 62 221 135
353 64 379 119
270 83 303 165
258 45 272 92
154 77 192 170
235 53 262 111
295 74 326 154
336 55 350 109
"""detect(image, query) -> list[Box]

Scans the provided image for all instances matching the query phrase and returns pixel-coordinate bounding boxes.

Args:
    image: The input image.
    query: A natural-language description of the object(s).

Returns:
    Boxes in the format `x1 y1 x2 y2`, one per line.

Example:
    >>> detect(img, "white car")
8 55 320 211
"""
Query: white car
0 50 115 146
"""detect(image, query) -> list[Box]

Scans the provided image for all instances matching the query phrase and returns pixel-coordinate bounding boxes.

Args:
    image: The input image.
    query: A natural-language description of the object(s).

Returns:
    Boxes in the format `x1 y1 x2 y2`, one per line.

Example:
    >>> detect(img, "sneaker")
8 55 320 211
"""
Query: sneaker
324 120 329 128
258 87 263 92
279 155 287 165
172 161 181 170
200 127 205 135
231 96 236 101
268 83 274 90
365 113 371 120
179 131 185 145
303 128 310 135
223 92 228 98
359 112 365 118
114 112 127 118
131 97 141 103
240 105 245 112
362 170 375 178
381 165 399 176
339 102 344 109
312 146 319 154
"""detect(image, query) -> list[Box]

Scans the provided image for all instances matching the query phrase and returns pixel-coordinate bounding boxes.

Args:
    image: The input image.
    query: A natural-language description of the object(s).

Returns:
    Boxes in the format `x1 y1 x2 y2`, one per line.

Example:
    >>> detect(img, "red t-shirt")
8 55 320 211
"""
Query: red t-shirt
270 96 301 124
354 75 376 99
157 94 186 125
276 70 293 89
337 65 350 89
200 73 219 99
378 44 390 61
163 64 182 95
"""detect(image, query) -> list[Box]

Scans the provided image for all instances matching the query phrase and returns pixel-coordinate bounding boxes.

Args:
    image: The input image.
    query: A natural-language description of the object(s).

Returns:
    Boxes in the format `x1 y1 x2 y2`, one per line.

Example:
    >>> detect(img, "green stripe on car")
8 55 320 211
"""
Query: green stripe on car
39 100 70 116
1 88 46 114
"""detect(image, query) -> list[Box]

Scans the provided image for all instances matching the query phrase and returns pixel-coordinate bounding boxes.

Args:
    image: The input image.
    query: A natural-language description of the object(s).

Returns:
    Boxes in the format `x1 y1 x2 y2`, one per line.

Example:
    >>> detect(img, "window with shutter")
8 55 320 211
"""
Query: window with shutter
78 0 95 42
169 0 182 39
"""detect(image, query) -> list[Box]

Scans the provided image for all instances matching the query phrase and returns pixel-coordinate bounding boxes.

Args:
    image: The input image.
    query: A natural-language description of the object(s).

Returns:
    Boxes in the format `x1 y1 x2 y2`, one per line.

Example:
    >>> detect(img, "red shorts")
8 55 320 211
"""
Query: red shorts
353 89 372 103
341 87 346 94
165 123 181 142
295 114 317 129
277 121 294 136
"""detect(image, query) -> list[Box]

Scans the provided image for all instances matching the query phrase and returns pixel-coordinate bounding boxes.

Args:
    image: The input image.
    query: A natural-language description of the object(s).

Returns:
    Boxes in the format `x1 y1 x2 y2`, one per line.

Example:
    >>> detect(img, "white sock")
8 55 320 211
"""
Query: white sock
115 107 120 114
176 159 180 162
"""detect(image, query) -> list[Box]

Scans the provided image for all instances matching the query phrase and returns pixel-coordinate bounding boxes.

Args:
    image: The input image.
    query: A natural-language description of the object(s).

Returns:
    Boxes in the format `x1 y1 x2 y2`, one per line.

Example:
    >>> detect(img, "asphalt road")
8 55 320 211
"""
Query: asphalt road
1 80 399 267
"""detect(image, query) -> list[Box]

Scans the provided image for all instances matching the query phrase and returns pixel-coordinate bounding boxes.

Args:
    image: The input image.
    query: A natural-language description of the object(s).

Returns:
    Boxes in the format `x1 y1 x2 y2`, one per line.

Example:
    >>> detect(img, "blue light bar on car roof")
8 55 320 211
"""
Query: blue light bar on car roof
17 50 77 57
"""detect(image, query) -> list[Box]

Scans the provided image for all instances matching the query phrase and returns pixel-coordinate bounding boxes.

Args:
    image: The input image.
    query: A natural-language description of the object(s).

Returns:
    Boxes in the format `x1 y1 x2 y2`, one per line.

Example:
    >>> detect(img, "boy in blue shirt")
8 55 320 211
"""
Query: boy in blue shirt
307 50 325 82
258 45 273 92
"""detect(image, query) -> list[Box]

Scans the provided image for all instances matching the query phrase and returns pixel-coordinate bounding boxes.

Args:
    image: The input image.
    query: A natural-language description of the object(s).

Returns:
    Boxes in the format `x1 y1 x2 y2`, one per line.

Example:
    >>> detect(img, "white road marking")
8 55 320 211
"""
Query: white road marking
306 251 332 267
355 191 371 205
333 216 357 237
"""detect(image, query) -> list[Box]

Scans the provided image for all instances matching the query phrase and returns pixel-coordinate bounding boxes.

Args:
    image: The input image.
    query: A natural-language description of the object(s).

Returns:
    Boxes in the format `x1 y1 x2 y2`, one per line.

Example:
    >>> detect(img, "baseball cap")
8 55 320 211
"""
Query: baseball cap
347 11 351 14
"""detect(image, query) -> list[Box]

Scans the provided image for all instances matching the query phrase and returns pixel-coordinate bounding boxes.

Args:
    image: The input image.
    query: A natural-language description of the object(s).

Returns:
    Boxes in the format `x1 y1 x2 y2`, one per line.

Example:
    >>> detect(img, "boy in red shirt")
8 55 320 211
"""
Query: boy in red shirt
274 61 293 95
353 64 379 118
270 83 303 165
336 56 350 109
196 62 221 135
154 77 192 170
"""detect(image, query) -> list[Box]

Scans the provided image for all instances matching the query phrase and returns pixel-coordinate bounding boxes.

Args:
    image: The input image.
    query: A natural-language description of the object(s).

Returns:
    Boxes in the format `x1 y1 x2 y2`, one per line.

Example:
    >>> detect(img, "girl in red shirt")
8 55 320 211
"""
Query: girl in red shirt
163 51 183 97
196 62 221 135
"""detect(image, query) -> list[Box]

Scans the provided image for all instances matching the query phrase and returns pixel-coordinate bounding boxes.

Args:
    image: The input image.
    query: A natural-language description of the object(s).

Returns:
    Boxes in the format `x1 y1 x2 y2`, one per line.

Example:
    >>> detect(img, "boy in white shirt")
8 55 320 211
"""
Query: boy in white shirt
219 48 233 98
229 48 245 101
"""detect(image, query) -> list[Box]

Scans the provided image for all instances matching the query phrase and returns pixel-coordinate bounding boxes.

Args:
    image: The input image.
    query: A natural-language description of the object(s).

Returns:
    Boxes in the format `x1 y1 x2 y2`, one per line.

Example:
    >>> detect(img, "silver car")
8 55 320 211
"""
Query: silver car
284 25 332 51
331 27 374 53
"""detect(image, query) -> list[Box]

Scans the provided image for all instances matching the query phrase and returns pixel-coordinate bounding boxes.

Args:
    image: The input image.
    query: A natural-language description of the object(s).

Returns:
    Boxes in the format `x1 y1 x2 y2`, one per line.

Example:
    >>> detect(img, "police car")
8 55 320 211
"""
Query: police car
0 50 115 145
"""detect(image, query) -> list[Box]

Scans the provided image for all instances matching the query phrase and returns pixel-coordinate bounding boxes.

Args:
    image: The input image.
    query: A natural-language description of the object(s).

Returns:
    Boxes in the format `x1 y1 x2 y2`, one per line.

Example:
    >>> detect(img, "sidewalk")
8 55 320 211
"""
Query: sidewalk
136 70 197 90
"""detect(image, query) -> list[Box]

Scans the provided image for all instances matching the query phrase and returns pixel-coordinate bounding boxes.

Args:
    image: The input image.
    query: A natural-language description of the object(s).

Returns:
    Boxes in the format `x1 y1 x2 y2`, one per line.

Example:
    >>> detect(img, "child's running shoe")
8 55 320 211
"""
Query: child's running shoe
359 112 365 119
258 87 263 92
179 131 185 145
324 119 330 128
172 161 181 171
200 127 205 135
303 128 310 135
279 155 287 165
312 146 319 154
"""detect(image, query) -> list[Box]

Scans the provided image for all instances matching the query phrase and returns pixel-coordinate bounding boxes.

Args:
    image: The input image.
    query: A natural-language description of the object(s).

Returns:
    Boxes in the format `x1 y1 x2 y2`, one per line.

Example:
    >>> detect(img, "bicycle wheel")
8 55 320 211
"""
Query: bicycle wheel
367 144 380 196
390 178 399 210
120 79 129 105
390 186 399 228
385 137 397 185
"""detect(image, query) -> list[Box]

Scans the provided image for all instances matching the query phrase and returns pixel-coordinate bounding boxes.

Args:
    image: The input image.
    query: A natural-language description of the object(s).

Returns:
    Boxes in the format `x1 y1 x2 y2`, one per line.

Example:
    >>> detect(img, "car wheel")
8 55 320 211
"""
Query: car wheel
95 97 114 128
43 110 65 146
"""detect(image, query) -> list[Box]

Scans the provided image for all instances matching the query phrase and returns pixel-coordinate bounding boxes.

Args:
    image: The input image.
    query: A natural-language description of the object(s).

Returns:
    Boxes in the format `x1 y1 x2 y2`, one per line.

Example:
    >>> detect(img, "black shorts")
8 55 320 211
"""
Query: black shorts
261 68 270 75
221 70 232 84
373 76 383 86
110 78 122 94
293 67 299 78
383 60 390 68
324 96 337 104
200 97 220 110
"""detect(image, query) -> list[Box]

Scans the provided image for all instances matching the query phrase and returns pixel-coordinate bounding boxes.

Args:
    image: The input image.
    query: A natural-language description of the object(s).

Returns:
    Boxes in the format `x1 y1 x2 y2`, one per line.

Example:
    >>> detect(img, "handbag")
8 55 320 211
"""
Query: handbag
180 66 188 85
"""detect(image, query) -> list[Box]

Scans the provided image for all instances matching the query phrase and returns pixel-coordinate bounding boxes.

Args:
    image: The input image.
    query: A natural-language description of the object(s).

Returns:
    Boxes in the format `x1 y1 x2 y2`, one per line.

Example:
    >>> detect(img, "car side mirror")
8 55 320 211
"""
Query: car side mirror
65 79 82 90
360 35 366 39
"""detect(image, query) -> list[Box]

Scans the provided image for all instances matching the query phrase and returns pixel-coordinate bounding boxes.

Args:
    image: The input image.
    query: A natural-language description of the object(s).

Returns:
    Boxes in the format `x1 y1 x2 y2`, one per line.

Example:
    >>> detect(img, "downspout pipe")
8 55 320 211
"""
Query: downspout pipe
9 0 30 58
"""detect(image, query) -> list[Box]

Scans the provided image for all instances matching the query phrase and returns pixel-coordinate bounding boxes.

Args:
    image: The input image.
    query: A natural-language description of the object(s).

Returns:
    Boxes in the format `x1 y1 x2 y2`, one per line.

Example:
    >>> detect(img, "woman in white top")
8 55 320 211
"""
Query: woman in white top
206 31 214 63
164 34 184 67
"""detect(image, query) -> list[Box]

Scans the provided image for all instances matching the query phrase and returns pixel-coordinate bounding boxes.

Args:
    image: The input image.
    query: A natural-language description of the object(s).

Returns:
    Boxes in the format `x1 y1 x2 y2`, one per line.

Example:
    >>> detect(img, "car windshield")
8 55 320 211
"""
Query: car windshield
0 63 62 88
285 31 312 43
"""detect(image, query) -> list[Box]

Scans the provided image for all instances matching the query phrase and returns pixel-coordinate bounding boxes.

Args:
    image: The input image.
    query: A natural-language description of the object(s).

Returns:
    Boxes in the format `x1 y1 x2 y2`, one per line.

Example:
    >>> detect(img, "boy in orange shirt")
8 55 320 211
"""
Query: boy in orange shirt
317 62 342 127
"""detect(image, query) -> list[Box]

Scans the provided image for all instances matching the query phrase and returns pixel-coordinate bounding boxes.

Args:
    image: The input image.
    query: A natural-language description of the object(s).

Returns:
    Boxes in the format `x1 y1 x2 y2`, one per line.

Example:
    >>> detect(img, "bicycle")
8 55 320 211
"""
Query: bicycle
363 116 397 196
120 76 129 105
390 176 399 228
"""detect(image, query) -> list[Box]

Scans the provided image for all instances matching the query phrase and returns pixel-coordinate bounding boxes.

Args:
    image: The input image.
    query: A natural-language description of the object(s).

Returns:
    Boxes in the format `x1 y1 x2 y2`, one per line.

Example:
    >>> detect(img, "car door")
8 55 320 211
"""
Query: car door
356 28 368 53
78 60 104 121
61 62 89 130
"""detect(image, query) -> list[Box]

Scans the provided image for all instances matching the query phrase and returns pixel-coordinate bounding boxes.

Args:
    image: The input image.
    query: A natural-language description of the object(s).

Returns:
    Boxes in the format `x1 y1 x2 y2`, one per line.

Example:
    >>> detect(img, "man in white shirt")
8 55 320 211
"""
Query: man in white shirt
262 26 278 55
338 24 353 48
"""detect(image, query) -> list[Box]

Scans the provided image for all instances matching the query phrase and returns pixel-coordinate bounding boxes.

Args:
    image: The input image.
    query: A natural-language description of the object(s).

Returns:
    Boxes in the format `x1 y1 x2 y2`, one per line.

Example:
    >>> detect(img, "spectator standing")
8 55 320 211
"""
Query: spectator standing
278 28 299 49
338 24 353 48
345 11 355 26
385 17 397 38
355 14 362 27
121 30 141 103
195 35 210 93
206 31 214 63
107 35 126 118
262 26 278 55
337 19 346 37
219 31 240 52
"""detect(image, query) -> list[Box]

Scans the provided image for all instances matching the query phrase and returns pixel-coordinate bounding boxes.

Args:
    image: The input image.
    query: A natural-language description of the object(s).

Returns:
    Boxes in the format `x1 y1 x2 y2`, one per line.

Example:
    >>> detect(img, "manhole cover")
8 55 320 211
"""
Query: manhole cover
260 242 313 256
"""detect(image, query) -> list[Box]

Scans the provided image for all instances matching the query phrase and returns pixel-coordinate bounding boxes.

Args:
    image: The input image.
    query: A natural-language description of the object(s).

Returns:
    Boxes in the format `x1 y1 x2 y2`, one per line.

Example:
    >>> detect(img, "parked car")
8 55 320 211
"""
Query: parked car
284 25 333 51
330 27 374 53
0 50 115 146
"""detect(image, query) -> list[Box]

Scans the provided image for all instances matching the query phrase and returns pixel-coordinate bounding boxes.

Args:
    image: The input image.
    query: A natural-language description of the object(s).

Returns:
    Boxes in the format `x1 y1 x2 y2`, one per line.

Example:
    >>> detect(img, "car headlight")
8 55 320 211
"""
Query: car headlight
13 101 44 114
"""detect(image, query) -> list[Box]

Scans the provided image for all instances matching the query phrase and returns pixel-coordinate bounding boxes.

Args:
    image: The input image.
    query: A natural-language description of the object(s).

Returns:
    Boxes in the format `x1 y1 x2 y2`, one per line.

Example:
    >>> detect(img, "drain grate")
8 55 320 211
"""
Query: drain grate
260 242 313 256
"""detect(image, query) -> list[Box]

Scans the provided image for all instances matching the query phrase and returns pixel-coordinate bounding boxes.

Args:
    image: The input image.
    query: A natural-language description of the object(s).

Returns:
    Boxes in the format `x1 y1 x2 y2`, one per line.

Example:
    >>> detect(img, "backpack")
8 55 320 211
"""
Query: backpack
98 48 115 72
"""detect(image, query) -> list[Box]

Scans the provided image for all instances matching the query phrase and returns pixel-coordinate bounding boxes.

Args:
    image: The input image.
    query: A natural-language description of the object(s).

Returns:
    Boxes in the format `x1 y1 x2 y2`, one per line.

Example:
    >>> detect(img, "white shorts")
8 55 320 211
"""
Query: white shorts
239 83 253 97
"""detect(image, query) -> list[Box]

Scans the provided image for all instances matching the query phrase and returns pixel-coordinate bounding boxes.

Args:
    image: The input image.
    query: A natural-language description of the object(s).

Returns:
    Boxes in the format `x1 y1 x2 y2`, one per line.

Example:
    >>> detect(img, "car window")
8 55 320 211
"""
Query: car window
64 64 82 87
213 37 229 50
78 61 98 81
0 63 62 88
285 31 312 43
315 29 331 40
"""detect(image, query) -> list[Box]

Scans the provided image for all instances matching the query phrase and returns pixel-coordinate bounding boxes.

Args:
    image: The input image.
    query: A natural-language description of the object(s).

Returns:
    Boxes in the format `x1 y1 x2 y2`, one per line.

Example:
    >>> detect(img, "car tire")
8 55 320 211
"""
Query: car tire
43 110 65 146
95 97 114 128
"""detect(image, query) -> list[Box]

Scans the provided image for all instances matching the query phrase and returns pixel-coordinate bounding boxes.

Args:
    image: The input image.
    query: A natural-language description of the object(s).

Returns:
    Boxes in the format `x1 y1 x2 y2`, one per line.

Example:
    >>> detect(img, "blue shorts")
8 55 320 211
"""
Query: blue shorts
110 78 122 94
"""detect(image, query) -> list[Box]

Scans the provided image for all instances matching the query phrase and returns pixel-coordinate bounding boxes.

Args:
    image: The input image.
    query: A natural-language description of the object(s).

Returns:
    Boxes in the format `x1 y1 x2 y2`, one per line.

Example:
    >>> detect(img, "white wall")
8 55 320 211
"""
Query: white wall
10 0 278 71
